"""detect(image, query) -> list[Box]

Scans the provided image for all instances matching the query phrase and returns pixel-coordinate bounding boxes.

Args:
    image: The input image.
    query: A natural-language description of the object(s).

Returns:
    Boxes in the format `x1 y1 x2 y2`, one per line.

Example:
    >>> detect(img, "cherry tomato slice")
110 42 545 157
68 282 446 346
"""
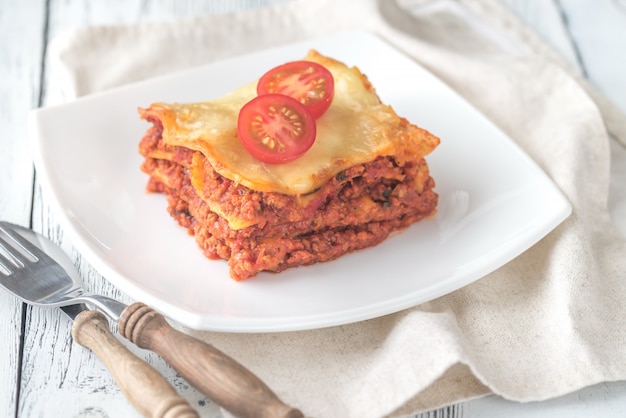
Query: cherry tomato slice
237 94 316 164
257 61 334 119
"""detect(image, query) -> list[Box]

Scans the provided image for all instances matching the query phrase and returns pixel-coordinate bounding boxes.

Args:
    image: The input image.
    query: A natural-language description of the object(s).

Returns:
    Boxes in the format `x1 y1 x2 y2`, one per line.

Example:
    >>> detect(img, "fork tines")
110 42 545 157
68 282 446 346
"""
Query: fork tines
0 223 39 276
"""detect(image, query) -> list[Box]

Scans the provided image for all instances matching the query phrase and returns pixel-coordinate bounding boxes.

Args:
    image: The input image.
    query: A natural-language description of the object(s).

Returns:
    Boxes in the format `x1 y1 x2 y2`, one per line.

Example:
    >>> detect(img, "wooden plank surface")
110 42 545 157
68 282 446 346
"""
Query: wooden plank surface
1 0 625 417
558 0 626 112
0 0 45 416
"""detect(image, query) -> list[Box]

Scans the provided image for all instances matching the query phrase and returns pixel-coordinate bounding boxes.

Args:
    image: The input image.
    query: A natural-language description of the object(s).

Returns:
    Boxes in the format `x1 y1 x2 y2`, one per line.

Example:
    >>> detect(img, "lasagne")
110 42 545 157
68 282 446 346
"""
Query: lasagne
138 50 439 280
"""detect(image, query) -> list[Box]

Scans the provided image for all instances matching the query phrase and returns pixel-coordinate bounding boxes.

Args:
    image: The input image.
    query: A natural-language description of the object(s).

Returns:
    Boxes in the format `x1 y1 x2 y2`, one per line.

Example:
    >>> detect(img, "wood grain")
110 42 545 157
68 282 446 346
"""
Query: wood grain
0 0 46 416
0 0 41 221
71 310 199 418
119 303 304 418
558 0 626 112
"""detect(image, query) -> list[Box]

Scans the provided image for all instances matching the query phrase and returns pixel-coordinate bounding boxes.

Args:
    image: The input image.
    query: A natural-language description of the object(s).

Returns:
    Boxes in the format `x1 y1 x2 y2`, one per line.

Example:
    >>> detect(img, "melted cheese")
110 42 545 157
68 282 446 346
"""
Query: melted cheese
145 50 439 195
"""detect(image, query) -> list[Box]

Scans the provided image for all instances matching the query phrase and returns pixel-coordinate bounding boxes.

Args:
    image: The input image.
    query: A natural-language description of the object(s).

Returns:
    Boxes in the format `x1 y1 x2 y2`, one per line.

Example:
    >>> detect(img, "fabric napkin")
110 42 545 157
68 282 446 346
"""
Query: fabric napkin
45 0 626 417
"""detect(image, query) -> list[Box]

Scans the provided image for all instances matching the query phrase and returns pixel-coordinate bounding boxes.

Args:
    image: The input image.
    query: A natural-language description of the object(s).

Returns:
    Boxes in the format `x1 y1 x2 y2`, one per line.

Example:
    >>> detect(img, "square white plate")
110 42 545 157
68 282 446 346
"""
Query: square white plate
28 31 571 332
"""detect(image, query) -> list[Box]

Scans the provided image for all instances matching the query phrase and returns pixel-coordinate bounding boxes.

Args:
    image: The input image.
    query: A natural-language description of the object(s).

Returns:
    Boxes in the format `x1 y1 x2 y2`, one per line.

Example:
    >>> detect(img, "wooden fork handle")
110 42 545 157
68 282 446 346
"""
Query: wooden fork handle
71 310 199 418
118 302 304 418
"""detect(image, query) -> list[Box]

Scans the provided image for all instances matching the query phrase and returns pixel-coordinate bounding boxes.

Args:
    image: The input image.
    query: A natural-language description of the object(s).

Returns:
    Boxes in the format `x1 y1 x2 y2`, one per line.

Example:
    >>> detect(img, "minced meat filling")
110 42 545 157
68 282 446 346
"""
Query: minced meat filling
139 122 437 280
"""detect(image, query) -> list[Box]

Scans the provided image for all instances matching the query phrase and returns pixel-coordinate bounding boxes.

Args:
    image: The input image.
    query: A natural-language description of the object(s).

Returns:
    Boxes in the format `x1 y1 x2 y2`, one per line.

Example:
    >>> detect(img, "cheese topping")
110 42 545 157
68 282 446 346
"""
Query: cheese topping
146 50 439 195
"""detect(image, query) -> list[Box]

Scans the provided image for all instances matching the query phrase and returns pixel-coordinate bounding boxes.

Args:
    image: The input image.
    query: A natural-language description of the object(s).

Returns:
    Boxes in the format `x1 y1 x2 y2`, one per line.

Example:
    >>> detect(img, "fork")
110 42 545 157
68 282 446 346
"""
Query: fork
0 221 303 418
0 222 199 418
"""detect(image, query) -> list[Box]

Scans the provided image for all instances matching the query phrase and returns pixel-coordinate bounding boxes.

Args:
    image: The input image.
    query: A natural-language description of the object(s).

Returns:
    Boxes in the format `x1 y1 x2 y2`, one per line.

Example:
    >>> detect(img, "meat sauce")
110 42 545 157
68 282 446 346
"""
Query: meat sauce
139 118 437 280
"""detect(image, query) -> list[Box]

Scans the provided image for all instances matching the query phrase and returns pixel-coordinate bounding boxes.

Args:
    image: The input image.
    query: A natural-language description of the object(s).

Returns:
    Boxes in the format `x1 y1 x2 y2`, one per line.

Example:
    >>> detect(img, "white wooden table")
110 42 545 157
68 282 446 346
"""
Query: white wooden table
1 1 625 417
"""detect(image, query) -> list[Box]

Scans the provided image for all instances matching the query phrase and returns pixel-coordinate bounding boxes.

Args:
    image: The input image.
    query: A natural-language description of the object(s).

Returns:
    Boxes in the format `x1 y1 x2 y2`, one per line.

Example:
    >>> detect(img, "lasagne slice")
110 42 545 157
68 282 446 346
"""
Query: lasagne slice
138 50 439 280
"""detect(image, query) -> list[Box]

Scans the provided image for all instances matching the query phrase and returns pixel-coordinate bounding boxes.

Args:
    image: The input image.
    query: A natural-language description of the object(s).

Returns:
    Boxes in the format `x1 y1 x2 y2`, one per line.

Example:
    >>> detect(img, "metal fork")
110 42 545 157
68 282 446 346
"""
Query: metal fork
0 223 127 318
0 221 198 418
0 221 304 418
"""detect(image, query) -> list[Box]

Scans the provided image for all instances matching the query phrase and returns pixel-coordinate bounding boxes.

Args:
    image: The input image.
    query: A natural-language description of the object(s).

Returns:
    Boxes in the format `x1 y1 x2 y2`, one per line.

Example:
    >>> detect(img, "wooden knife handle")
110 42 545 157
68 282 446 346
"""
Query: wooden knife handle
71 310 199 418
118 302 304 418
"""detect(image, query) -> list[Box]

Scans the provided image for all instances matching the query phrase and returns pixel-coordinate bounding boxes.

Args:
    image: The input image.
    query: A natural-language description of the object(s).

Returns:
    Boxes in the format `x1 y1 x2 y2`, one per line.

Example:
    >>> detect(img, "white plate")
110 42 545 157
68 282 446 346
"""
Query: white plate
28 31 571 332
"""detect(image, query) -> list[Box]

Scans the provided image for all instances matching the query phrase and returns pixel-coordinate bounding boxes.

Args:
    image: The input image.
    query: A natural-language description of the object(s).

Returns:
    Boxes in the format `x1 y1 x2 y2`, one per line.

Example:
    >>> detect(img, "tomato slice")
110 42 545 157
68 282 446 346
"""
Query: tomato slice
237 94 316 164
257 60 334 119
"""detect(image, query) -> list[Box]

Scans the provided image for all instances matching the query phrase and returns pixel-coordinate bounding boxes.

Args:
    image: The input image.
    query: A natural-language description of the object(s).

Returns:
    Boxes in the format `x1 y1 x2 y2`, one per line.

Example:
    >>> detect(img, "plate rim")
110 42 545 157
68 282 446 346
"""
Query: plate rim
28 30 572 332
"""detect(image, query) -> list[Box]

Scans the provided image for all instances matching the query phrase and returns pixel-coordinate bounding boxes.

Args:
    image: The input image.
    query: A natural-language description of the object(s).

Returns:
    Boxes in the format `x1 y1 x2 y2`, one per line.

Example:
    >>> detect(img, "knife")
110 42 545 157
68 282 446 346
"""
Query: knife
0 221 198 417
2 221 303 418
59 303 199 418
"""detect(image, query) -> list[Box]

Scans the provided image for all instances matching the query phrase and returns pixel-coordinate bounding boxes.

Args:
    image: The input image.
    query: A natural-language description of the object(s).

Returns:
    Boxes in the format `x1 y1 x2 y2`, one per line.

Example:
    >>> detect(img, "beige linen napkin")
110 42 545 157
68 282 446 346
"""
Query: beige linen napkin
45 0 626 417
